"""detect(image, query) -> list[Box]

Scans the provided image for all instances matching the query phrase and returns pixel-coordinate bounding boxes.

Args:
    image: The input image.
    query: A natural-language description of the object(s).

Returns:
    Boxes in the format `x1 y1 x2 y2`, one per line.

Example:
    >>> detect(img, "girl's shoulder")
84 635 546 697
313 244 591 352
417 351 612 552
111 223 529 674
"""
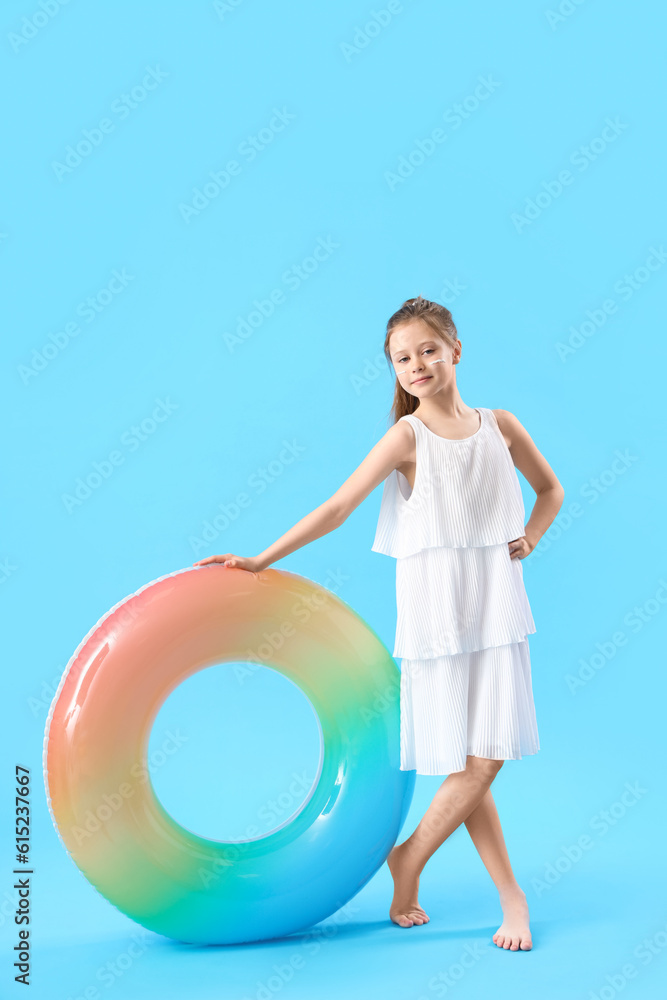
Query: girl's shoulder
490 409 522 450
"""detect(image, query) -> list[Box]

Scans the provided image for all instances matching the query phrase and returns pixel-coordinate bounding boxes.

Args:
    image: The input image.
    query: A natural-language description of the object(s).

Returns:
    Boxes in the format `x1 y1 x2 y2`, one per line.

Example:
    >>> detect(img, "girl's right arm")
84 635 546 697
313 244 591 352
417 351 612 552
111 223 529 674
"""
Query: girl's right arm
193 421 411 572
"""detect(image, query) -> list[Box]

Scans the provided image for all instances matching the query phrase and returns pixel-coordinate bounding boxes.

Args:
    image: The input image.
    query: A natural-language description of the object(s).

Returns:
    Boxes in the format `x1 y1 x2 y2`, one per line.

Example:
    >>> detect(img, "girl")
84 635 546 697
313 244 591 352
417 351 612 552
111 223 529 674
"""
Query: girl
194 296 564 953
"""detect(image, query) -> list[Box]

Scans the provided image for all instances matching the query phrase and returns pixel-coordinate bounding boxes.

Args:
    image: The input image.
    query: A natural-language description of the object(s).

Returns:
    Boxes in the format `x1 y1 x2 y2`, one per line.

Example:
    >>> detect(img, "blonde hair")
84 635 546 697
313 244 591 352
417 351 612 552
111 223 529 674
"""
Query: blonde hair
383 296 459 421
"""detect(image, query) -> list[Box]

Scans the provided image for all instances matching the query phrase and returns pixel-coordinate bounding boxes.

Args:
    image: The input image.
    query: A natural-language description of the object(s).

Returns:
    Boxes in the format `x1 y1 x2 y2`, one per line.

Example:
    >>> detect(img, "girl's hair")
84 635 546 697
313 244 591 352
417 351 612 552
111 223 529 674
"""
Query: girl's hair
384 295 459 422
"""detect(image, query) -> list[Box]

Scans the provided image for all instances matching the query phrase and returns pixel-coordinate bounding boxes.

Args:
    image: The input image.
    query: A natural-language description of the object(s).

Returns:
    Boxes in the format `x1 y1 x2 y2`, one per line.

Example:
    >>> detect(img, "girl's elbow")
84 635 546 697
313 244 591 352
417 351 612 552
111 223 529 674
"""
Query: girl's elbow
552 481 565 506
326 501 349 527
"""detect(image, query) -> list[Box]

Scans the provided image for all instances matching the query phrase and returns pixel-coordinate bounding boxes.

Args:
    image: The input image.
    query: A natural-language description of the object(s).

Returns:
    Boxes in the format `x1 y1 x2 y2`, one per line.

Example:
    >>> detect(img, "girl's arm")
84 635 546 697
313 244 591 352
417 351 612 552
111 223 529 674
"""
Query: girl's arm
193 421 412 572
494 409 565 555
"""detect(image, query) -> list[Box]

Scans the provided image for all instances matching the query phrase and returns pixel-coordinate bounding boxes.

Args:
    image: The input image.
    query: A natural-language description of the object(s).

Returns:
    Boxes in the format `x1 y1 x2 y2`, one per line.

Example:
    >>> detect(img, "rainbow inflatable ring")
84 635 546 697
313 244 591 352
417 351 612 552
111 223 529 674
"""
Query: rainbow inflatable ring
43 566 414 945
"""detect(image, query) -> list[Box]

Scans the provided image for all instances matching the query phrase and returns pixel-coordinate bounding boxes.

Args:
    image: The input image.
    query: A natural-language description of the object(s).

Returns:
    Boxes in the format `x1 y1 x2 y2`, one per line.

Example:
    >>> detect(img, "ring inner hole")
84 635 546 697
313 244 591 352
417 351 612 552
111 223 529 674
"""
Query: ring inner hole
148 661 323 843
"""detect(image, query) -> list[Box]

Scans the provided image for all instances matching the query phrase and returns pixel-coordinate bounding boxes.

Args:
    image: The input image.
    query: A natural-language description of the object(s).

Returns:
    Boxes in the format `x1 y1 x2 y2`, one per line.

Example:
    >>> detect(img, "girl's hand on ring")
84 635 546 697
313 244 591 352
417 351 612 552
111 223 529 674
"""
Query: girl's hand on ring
508 536 533 560
192 554 261 572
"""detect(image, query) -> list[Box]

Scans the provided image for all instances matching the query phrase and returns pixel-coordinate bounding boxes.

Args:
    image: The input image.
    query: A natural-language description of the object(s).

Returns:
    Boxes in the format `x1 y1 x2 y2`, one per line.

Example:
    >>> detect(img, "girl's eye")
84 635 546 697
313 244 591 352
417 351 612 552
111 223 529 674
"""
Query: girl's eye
396 349 436 365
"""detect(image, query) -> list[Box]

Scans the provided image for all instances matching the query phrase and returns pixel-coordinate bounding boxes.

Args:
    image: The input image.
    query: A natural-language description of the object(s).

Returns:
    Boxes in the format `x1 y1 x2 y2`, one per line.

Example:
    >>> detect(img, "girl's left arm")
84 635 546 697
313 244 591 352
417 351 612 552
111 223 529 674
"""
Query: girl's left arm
493 409 565 557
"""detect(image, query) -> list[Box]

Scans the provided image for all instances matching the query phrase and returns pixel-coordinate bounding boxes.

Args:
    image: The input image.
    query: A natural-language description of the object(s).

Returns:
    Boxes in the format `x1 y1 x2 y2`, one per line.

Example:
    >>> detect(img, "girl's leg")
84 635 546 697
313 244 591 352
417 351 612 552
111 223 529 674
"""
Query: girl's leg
463 789 532 951
387 755 503 928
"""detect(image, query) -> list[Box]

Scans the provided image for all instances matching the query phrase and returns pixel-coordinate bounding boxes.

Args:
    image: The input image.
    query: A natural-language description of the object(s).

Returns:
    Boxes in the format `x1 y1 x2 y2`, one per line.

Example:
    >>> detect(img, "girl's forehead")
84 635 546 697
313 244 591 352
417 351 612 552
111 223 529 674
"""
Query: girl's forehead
390 322 444 352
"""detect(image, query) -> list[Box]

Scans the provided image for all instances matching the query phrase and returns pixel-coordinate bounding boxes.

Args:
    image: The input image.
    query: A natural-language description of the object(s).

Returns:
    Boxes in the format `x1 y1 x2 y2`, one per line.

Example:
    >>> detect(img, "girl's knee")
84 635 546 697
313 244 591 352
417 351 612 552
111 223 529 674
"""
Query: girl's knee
465 755 504 781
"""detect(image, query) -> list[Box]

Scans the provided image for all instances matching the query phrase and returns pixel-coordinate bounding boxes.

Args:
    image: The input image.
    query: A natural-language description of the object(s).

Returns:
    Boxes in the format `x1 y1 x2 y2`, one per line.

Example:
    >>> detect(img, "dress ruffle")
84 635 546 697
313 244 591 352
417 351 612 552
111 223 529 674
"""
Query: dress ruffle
393 541 535 659
371 409 527 559
399 639 540 775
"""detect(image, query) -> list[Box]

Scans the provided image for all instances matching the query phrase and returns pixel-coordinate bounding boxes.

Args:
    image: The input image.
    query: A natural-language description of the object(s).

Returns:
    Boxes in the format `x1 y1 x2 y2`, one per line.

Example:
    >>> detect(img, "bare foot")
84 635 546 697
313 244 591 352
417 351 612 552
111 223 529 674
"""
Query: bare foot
493 885 532 951
387 843 430 928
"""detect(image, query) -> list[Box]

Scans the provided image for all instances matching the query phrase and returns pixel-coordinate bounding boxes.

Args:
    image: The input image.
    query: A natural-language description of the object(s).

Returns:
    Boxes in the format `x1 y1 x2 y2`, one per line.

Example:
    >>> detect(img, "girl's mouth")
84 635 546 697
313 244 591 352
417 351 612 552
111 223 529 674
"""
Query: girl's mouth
412 376 432 384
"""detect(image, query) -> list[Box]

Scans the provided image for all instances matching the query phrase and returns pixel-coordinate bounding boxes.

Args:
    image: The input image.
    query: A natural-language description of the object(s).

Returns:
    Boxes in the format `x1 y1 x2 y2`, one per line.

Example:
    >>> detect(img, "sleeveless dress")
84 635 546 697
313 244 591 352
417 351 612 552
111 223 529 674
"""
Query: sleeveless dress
371 407 540 776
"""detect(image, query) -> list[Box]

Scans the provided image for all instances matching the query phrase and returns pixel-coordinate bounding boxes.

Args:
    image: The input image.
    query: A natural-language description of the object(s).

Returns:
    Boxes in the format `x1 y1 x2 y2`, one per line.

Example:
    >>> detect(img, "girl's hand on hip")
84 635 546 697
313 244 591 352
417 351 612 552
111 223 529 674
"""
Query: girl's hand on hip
508 536 533 560
192 554 262 572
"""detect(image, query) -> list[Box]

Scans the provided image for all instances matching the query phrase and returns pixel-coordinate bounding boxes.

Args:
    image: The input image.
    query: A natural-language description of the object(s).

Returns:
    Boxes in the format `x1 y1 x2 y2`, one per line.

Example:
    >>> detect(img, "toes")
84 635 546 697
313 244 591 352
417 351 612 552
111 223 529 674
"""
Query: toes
495 929 532 951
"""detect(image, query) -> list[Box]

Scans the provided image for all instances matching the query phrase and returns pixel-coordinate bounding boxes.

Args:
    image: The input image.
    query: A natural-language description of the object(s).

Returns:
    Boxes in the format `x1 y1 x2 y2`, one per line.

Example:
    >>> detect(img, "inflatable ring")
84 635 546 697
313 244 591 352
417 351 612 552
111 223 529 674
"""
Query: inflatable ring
43 566 414 945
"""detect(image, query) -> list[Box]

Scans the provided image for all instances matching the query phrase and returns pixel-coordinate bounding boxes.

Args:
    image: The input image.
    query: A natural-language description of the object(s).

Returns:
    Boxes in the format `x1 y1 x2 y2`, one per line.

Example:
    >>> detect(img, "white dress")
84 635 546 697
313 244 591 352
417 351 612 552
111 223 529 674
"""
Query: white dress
371 407 540 776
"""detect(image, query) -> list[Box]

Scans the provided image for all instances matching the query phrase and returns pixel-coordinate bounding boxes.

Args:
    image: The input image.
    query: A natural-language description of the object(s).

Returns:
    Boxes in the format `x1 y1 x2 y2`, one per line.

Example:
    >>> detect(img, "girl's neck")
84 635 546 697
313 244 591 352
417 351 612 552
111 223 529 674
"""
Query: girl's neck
414 388 473 422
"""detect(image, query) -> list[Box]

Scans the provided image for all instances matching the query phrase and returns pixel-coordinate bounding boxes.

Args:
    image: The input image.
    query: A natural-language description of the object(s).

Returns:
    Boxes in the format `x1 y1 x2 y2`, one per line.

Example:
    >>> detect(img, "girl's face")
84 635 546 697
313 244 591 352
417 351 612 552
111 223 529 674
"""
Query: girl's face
388 320 459 398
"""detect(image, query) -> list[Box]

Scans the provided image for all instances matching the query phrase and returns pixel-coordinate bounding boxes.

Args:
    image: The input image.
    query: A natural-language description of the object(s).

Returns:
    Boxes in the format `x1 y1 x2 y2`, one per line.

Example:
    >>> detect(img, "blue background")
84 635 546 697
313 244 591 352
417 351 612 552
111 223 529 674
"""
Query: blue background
2 0 666 997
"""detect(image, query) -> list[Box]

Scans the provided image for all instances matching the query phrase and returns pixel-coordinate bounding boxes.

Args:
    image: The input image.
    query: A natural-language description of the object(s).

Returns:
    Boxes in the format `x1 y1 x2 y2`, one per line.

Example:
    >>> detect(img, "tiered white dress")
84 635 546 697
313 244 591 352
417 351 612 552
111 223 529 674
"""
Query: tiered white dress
371 407 540 776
